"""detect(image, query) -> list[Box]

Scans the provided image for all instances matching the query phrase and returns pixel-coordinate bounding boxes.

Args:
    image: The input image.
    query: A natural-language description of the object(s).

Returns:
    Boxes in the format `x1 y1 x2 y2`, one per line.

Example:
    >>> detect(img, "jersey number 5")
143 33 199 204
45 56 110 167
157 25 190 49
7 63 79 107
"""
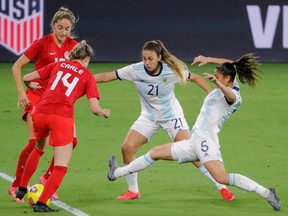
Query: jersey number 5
50 71 79 96
201 140 209 152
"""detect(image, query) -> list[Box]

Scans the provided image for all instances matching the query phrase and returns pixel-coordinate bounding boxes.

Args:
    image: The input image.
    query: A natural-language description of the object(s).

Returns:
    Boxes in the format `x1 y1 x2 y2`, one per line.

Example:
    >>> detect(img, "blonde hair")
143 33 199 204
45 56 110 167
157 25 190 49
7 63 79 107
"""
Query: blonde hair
51 7 78 38
69 40 94 60
142 40 188 84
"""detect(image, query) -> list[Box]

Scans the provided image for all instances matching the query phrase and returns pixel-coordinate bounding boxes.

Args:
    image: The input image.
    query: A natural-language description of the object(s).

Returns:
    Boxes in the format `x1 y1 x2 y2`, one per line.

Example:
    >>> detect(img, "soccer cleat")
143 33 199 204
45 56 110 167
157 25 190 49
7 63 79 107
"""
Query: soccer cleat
8 186 24 202
15 187 27 200
116 190 141 200
34 202 59 212
219 188 234 201
39 176 59 200
266 188 280 211
38 176 47 184
107 155 118 181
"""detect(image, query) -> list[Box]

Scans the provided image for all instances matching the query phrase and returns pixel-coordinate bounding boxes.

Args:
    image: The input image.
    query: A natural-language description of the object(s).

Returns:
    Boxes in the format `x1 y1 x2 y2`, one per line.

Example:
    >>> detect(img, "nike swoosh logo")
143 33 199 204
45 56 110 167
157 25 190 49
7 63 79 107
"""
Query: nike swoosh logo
50 52 55 55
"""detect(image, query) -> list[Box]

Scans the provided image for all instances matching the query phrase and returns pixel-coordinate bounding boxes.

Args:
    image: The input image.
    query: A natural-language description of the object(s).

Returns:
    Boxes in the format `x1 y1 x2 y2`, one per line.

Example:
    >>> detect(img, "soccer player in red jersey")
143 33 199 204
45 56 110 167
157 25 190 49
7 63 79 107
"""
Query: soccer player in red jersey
10 7 78 202
16 40 110 212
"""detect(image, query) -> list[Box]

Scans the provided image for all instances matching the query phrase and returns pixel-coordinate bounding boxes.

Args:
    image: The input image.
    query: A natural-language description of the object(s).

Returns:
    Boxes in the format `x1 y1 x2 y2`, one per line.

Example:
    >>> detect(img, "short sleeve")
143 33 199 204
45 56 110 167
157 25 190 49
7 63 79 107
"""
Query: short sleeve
116 64 136 81
86 75 100 99
24 39 43 60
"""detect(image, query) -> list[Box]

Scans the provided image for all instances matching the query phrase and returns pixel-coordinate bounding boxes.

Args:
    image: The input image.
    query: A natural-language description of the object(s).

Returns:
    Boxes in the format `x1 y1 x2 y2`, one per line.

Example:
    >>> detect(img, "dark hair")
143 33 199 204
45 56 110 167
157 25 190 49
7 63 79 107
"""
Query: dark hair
142 40 188 84
216 53 261 88
69 40 94 60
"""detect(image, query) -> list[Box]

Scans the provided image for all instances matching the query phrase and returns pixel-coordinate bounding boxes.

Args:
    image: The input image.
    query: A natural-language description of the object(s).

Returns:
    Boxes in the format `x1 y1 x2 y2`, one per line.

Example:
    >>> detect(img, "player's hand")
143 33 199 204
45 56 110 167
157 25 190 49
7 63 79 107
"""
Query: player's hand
17 92 30 109
192 55 209 67
203 72 218 84
103 109 111 118
28 82 42 90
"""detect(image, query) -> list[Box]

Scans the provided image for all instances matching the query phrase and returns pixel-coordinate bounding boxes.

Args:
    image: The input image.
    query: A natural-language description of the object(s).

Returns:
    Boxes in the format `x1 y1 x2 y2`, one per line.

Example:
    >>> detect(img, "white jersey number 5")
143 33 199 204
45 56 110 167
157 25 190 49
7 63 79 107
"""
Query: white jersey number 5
50 71 79 96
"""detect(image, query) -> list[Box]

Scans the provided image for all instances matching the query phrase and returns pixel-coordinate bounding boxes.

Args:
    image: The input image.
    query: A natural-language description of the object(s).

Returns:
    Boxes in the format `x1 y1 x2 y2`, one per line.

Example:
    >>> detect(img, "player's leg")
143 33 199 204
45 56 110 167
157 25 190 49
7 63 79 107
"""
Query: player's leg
116 116 160 200
35 143 72 212
116 129 147 200
192 160 234 201
109 143 173 181
204 160 280 211
16 112 50 200
10 95 40 201
9 113 35 202
39 125 77 200
34 115 74 212
16 138 47 200
173 123 234 201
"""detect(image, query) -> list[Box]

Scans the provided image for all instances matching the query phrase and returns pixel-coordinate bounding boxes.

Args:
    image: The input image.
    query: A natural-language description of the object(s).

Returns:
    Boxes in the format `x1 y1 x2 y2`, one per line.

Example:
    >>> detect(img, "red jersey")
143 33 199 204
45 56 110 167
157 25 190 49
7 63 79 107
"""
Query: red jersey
24 34 78 96
34 60 100 118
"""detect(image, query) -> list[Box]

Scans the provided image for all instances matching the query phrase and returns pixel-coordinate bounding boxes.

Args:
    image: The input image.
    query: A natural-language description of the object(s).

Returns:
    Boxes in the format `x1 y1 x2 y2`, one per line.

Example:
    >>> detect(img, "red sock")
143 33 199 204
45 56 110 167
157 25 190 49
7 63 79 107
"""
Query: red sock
12 139 36 187
39 166 67 204
43 156 54 180
20 147 44 188
73 137 78 149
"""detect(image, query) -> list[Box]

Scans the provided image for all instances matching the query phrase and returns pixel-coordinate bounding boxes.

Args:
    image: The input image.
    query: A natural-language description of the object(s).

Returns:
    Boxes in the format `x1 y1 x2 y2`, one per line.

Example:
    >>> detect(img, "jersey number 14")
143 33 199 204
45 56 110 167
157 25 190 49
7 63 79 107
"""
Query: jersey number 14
50 71 79 96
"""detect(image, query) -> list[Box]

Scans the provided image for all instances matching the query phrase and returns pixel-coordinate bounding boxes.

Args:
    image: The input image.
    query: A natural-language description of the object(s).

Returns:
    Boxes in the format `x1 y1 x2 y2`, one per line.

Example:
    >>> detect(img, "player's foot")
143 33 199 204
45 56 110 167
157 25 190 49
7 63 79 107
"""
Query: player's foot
39 176 59 200
34 202 59 212
116 190 141 200
108 155 118 181
8 185 24 202
219 188 234 201
266 188 280 211
39 176 48 184
15 187 27 200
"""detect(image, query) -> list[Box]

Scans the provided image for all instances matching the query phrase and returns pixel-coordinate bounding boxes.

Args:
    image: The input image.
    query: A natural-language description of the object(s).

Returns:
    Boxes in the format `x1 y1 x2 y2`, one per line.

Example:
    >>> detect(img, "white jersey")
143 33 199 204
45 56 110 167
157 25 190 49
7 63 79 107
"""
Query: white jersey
172 80 243 163
116 62 190 121
191 81 242 145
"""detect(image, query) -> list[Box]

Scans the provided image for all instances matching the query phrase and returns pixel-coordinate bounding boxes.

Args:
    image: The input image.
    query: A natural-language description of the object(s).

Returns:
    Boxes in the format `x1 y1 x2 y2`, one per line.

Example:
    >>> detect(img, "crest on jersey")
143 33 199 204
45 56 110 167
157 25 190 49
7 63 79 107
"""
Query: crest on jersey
0 0 44 55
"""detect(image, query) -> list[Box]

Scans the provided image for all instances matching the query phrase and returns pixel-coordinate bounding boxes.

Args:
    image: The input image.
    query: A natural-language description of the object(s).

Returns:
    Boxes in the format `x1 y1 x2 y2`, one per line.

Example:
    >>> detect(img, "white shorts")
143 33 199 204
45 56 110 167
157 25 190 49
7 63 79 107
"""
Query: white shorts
171 130 223 164
131 114 189 141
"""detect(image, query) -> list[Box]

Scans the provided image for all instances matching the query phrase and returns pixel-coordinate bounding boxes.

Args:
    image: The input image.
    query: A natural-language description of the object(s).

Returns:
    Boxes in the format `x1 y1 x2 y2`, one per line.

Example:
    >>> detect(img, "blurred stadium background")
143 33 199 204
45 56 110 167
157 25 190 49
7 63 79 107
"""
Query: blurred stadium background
0 0 287 63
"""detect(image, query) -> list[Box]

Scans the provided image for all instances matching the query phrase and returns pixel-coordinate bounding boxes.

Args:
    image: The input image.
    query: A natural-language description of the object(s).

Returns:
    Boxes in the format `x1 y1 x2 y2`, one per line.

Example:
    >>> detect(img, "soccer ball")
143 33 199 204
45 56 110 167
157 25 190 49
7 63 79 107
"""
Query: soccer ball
26 184 51 207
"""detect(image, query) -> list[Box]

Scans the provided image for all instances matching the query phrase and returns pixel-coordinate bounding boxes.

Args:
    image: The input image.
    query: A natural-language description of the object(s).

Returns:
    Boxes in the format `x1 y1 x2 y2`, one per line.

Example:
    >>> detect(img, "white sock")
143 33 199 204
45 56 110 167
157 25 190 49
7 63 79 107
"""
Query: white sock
125 172 138 193
114 153 155 193
229 173 269 198
198 165 227 190
115 152 155 178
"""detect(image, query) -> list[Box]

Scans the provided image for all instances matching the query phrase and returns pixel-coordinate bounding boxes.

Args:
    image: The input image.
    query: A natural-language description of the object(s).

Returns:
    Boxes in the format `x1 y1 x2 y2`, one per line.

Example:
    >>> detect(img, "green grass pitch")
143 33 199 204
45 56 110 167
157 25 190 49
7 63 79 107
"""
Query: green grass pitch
0 62 287 215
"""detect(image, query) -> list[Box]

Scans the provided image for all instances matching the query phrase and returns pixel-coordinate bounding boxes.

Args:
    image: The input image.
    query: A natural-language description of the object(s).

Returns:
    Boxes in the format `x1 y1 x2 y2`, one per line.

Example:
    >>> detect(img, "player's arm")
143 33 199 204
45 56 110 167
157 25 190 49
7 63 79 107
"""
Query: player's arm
93 71 117 83
204 72 236 104
12 54 31 108
192 55 233 66
189 72 212 93
88 98 110 118
23 71 41 87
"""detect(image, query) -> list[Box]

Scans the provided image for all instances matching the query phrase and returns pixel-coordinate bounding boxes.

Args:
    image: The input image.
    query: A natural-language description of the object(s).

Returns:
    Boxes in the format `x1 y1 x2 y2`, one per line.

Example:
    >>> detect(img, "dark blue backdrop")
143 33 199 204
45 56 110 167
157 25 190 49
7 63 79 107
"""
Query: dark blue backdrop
0 0 287 62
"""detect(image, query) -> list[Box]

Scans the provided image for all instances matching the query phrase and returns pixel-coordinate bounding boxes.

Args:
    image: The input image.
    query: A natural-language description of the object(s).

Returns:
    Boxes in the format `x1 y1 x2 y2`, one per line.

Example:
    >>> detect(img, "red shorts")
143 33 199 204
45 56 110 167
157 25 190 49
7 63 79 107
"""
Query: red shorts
22 93 41 121
32 113 74 146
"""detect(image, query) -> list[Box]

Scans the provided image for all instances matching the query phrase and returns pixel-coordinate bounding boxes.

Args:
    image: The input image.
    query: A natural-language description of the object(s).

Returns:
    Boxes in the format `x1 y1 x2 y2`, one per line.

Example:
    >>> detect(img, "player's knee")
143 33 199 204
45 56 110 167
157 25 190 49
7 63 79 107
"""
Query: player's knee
214 174 229 185
121 144 137 157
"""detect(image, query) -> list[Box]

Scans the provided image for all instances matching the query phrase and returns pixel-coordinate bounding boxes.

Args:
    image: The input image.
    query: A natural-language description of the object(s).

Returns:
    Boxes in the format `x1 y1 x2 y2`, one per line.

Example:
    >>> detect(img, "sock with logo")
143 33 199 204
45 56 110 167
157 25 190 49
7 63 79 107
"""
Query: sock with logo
12 139 36 187
20 147 44 188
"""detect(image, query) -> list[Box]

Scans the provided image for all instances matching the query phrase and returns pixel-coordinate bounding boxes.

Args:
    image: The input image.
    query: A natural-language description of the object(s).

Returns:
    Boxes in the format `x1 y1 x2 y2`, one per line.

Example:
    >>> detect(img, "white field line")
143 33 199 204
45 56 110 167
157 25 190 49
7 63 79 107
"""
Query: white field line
0 171 89 216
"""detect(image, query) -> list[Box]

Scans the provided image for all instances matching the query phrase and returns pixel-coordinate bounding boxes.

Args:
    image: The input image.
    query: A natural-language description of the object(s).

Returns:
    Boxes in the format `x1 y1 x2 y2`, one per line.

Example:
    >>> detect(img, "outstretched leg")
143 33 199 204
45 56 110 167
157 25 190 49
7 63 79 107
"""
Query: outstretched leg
204 160 280 211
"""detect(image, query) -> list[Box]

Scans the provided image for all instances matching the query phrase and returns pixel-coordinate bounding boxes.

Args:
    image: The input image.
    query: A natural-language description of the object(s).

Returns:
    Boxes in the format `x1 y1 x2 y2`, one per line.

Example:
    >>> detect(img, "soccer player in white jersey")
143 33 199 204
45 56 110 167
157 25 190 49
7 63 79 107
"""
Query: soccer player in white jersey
107 53 281 211
94 40 234 201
